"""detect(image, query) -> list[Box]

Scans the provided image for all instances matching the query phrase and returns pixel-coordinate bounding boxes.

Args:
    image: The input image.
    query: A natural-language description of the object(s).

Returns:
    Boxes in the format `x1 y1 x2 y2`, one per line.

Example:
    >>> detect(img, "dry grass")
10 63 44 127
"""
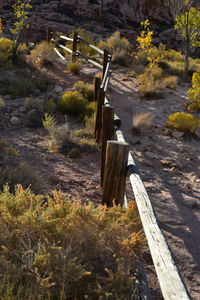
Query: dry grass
162 76 178 89
133 112 154 128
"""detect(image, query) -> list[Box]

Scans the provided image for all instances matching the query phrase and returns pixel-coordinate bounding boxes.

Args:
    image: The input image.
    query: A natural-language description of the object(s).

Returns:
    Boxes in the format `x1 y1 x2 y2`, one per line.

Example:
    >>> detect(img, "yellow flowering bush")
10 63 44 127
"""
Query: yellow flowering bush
187 72 200 112
0 185 144 299
166 112 200 133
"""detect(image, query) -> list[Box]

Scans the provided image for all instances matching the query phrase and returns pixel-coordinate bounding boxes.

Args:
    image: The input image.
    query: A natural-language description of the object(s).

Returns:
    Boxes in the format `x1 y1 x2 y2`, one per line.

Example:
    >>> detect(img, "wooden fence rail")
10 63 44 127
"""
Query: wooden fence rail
48 26 191 300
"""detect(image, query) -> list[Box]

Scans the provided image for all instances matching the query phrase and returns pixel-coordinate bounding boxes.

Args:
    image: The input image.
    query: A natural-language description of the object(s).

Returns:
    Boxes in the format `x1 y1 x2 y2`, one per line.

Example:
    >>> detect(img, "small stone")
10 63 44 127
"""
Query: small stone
91 175 99 181
145 151 156 159
182 198 198 208
10 116 21 125
19 106 27 113
141 159 154 167
167 180 176 186
54 85 63 93
172 130 184 138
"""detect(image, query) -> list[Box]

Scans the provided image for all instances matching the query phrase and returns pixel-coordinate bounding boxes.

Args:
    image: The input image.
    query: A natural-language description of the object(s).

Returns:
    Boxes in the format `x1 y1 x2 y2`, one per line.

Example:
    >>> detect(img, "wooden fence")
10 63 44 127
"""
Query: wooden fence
47 27 191 300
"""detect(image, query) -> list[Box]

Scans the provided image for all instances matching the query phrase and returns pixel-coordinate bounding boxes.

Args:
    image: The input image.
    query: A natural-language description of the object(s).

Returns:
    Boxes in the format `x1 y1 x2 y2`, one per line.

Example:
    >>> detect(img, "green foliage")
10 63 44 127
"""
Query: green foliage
0 38 13 66
74 81 95 102
10 0 32 58
30 41 57 66
59 91 95 119
0 69 53 98
42 114 75 153
67 62 81 75
166 112 200 133
174 6 200 72
42 113 57 131
0 185 144 299
0 139 43 193
187 72 200 112
175 6 200 48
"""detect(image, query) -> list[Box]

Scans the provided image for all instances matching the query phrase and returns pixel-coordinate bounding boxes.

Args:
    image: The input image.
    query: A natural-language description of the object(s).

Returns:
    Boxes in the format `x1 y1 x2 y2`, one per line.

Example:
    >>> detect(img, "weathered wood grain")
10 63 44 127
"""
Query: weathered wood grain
116 128 191 300
72 31 78 62
100 105 114 187
77 35 104 55
102 140 129 207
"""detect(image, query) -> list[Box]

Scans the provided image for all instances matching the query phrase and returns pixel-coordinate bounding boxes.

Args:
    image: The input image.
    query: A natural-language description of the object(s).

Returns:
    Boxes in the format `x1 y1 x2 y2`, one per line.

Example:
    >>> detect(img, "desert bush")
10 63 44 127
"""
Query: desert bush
99 31 130 66
164 49 184 62
59 91 95 118
30 41 57 66
0 69 53 98
0 139 44 193
137 66 163 98
162 76 178 89
43 114 75 153
74 80 94 102
0 38 13 66
0 186 144 299
132 112 153 136
67 61 81 74
187 72 200 112
166 112 200 133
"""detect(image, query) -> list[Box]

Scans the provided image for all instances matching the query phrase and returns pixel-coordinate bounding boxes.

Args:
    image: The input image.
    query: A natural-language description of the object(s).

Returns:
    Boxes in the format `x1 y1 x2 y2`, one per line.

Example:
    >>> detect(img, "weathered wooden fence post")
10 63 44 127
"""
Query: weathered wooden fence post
94 88 105 143
102 49 108 80
100 105 114 187
72 31 78 62
47 26 53 43
94 76 101 102
102 141 129 207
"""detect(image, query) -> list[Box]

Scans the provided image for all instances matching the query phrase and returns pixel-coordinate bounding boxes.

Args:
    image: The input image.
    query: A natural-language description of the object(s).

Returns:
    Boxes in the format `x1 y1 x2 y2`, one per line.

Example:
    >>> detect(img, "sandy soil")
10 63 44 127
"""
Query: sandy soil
1 60 200 299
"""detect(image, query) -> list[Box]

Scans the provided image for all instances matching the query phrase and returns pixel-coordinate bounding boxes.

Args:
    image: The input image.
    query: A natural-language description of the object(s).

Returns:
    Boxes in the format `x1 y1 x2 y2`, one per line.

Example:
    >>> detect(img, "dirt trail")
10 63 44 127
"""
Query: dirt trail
1 60 200 299
108 70 200 299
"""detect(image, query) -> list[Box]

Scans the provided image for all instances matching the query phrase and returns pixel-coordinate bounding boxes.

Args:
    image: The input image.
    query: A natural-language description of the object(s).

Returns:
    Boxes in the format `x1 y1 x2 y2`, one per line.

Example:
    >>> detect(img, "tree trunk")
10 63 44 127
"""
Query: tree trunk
184 10 190 74
185 40 190 74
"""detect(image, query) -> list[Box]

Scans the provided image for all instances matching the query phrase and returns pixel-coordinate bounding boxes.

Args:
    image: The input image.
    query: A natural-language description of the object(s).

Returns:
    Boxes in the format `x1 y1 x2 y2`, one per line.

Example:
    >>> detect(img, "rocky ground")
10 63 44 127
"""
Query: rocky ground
0 57 200 299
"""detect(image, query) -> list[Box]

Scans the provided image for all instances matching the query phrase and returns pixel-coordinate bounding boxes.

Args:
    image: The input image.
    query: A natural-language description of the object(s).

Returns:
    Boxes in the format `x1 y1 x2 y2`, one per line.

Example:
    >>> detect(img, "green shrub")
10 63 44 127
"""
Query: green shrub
137 66 163 98
59 91 88 116
74 80 94 102
166 112 200 133
30 41 57 66
187 72 200 112
67 62 81 74
0 38 13 66
164 49 184 62
42 114 75 153
0 69 53 98
0 186 143 299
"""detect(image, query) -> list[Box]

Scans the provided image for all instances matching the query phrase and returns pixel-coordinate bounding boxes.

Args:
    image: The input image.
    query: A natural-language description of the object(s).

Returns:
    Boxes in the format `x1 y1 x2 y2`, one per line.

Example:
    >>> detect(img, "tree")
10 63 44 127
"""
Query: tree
164 0 185 19
175 4 200 73
165 0 200 73
10 0 32 61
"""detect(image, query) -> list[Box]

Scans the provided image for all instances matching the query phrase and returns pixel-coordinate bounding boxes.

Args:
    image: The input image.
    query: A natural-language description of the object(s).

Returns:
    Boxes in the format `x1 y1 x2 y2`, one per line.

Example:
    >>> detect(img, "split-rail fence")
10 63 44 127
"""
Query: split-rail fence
47 27 192 300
